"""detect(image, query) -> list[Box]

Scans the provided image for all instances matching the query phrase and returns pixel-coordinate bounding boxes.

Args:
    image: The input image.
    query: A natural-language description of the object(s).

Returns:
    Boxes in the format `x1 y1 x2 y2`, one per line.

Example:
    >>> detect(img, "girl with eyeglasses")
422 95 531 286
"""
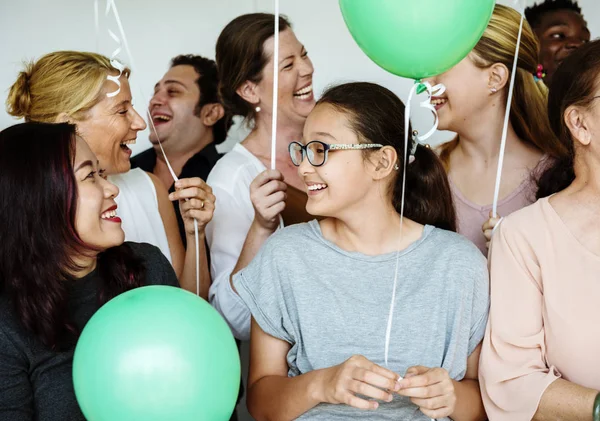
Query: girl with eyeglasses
231 82 489 421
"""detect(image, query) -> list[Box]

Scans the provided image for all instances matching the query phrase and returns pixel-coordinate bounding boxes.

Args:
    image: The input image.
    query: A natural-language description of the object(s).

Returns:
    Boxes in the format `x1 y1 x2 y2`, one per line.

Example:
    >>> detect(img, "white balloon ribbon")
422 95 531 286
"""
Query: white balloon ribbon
95 0 202 296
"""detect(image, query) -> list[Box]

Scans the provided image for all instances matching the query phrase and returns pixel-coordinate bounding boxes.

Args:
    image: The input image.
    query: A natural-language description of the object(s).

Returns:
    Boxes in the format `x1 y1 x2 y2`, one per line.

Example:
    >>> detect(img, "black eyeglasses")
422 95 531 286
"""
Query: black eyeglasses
288 141 384 167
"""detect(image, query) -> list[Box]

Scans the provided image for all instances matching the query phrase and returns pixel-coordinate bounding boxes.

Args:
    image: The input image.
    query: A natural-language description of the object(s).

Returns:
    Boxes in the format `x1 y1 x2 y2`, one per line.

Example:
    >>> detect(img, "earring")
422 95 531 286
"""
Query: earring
490 87 498 93
255 106 261 113
394 163 400 170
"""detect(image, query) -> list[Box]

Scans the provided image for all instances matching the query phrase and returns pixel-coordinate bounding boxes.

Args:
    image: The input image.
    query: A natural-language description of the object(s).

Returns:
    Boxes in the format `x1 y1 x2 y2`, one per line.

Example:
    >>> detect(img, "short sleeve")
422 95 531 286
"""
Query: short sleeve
467 251 490 355
0 326 34 421
479 218 559 421
232 232 295 345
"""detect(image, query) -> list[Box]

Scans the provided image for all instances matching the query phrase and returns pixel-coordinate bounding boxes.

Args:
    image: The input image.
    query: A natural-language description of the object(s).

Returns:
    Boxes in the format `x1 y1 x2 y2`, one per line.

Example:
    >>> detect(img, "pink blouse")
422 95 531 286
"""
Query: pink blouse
479 197 600 420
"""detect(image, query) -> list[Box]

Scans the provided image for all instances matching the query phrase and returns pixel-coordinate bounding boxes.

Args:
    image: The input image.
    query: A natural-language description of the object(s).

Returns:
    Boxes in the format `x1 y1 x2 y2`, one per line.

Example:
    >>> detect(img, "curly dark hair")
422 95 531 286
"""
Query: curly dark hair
0 122 145 350
525 0 583 29
170 54 232 144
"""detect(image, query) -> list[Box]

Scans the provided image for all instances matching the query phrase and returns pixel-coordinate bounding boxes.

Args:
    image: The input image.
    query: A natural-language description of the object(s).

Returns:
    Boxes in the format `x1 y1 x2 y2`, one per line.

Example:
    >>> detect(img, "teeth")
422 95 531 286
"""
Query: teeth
307 183 327 191
120 139 136 145
431 98 447 106
101 209 118 219
294 85 313 96
153 115 171 121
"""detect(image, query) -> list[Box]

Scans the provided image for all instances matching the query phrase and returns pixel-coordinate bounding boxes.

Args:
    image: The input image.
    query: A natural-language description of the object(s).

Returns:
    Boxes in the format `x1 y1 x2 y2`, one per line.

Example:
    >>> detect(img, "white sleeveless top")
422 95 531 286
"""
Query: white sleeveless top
108 168 172 263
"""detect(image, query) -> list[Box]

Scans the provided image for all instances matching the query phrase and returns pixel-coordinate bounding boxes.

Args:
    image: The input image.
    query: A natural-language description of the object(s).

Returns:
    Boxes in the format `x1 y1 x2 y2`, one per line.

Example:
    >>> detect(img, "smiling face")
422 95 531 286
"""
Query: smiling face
533 9 590 84
256 28 316 126
73 137 125 251
297 103 379 218
75 76 147 175
149 64 205 147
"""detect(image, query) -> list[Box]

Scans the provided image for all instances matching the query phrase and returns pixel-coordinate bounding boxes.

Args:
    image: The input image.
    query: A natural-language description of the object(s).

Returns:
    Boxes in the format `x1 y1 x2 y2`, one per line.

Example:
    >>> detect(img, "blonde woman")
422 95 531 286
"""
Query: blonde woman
6 51 213 297
426 5 567 254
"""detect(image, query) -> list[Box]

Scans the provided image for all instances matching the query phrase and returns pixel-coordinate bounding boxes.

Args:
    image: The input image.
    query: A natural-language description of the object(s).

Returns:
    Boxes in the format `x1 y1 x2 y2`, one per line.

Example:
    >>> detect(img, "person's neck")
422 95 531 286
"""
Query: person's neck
569 152 600 200
453 108 524 169
244 114 304 161
324 196 422 255
153 133 214 178
70 254 98 279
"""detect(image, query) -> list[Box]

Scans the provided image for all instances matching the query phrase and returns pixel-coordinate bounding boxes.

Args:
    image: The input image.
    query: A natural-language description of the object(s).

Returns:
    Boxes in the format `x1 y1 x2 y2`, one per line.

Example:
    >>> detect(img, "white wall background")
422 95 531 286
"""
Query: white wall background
2 0 598 156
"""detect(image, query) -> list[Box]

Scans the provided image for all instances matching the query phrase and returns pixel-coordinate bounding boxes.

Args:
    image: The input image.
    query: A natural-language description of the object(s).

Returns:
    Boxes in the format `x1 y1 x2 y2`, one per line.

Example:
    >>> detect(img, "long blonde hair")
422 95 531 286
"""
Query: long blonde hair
6 51 130 123
439 4 568 164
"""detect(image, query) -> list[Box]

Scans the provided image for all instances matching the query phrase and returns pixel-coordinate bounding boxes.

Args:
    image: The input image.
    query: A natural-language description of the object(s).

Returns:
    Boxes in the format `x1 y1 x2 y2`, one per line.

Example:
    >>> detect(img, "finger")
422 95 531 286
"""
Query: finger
251 170 284 189
259 191 287 209
265 201 285 217
342 392 379 410
410 394 451 410
403 366 429 379
349 380 393 402
353 368 400 392
398 368 440 389
419 406 452 419
482 218 500 231
180 199 215 213
174 177 211 192
170 188 215 202
256 179 287 197
184 209 213 224
396 381 447 399
483 229 493 241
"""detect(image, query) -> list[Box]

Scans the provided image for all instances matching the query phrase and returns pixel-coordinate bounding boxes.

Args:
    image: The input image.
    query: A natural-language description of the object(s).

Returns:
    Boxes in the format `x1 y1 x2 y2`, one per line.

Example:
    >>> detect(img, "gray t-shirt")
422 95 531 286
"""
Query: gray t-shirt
234 220 489 421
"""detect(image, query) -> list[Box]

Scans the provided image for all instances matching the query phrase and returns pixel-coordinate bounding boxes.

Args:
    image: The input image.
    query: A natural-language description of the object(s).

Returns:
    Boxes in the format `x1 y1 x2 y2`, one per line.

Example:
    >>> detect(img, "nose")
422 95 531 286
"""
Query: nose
297 151 314 176
299 54 315 78
102 177 120 199
149 89 166 108
130 107 147 131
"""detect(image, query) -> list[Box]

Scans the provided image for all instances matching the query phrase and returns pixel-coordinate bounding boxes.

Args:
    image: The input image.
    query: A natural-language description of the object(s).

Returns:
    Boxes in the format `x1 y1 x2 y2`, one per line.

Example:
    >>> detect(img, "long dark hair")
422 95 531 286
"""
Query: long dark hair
0 122 145 350
537 39 600 198
318 83 456 231
216 13 291 121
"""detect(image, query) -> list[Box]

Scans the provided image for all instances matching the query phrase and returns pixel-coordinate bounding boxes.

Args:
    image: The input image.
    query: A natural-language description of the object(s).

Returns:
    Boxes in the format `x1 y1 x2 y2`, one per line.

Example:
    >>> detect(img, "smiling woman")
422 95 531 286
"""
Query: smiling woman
207 14 317 340
6 51 215 298
0 122 179 420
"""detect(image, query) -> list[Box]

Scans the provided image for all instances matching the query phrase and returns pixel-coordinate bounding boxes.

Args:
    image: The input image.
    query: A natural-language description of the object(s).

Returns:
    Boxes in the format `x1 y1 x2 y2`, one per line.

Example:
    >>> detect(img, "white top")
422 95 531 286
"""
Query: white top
206 143 267 340
109 168 172 263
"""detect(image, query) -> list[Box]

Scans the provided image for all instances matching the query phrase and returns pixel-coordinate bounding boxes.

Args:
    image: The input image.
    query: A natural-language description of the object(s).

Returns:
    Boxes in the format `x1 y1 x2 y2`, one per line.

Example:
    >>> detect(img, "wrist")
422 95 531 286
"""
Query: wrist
307 369 327 404
251 218 277 236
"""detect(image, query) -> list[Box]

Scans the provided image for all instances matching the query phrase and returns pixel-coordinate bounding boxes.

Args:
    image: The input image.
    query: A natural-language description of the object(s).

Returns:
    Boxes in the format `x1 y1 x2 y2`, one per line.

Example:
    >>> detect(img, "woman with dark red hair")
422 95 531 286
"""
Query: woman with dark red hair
0 122 179 420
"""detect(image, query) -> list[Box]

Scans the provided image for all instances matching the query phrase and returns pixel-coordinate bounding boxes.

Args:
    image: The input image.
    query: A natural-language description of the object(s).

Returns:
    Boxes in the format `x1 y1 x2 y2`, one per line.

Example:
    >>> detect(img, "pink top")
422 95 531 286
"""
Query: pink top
451 157 549 255
479 197 600 421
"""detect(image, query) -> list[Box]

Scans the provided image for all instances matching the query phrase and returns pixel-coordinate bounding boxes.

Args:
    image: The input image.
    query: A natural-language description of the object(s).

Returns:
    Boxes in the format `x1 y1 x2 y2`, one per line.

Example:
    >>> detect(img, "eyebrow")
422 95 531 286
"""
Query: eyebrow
154 80 188 90
313 131 337 140
74 160 94 172
112 99 131 110
280 45 307 64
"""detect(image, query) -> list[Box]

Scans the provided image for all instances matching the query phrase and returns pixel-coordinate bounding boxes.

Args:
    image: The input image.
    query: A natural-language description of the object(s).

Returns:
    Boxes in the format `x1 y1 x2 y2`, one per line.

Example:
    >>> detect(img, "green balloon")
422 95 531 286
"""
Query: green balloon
73 286 240 421
339 0 496 79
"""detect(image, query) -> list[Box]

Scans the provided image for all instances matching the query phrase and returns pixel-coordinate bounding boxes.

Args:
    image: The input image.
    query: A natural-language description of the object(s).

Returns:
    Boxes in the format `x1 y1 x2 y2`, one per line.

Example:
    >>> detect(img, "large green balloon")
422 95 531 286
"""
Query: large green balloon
73 286 240 421
339 0 496 79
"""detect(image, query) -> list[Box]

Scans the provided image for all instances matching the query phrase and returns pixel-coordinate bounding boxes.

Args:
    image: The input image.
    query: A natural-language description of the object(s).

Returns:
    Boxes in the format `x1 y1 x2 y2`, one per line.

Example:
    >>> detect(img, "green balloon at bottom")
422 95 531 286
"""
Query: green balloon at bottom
73 286 240 421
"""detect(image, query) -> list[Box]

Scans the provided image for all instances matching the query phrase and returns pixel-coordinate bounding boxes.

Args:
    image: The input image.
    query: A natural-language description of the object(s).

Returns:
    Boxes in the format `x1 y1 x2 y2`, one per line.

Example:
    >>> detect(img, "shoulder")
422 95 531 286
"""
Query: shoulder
259 222 319 257
207 144 263 191
125 242 178 287
498 199 546 241
426 227 488 274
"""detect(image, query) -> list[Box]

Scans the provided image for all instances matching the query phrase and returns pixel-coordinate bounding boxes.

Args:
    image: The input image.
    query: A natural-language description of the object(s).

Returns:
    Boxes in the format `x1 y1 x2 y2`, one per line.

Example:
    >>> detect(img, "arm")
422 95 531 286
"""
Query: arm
206 170 286 339
147 172 185 278
168 178 214 299
479 219 561 421
0 329 33 421
396 344 486 421
246 318 400 421
533 379 598 421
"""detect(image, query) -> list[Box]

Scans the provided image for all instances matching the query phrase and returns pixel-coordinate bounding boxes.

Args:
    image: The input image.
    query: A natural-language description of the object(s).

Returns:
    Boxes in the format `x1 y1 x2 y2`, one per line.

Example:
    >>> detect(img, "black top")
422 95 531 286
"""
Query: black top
131 143 222 247
0 242 179 421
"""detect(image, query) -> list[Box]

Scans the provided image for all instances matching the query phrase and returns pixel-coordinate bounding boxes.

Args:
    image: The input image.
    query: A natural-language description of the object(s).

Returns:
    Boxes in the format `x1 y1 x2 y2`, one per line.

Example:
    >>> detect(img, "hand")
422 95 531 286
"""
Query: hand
482 211 502 249
317 355 401 410
396 366 456 419
168 177 216 235
250 169 287 232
